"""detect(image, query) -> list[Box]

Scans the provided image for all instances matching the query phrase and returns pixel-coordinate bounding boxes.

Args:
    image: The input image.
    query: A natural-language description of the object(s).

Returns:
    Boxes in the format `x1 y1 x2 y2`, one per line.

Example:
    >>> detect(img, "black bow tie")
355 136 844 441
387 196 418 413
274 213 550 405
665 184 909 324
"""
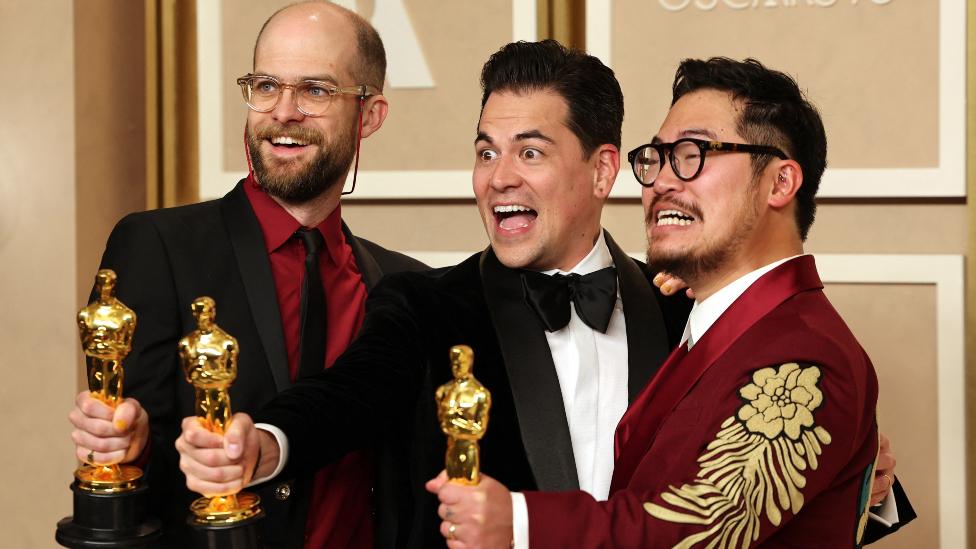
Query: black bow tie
520 266 618 333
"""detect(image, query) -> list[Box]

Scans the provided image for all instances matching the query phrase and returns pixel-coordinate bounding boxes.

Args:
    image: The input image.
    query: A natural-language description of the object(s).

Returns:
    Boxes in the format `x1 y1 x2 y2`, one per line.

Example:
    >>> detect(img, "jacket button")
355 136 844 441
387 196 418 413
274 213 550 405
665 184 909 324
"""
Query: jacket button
274 483 291 500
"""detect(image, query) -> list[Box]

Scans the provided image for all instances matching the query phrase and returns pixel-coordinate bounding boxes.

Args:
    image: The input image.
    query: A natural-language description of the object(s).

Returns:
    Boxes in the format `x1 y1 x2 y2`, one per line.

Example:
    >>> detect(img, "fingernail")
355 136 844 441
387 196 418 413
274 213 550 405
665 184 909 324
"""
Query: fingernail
228 443 241 456
661 281 672 294
115 420 127 431
653 273 665 285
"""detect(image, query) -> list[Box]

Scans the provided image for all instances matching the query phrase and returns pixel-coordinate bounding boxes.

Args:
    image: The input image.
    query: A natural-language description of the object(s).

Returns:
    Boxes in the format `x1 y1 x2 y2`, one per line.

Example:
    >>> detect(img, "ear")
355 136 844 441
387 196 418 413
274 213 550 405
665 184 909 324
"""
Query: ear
767 160 802 209
591 144 620 200
359 93 389 139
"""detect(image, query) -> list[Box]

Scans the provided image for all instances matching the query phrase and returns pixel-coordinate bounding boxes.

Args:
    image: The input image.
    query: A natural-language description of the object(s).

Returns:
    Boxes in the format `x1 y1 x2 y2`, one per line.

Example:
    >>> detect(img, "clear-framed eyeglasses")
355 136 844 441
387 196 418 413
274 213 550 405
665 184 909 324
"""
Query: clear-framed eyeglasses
628 138 788 187
236 74 379 117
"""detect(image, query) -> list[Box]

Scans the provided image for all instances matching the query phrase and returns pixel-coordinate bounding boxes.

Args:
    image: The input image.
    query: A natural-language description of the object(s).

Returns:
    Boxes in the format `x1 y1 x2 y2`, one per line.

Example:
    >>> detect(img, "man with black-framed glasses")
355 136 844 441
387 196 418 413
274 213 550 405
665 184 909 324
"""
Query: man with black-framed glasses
66 3 425 547
433 56 914 547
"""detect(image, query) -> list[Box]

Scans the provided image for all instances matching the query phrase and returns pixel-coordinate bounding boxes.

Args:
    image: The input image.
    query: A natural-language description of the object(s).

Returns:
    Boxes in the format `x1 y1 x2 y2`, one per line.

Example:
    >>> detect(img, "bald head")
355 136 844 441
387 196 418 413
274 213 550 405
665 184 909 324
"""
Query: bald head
253 1 386 90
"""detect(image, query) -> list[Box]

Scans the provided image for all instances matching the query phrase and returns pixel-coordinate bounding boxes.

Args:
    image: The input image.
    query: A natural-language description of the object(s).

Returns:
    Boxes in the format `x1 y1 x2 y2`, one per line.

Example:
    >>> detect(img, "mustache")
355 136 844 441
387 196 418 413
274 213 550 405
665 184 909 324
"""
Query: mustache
251 125 325 146
646 195 704 224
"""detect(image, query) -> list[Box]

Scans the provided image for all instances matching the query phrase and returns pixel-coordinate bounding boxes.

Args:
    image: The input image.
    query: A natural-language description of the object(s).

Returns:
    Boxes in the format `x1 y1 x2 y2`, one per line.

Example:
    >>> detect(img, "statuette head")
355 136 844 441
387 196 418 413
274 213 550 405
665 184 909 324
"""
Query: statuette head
450 345 473 379
191 296 217 328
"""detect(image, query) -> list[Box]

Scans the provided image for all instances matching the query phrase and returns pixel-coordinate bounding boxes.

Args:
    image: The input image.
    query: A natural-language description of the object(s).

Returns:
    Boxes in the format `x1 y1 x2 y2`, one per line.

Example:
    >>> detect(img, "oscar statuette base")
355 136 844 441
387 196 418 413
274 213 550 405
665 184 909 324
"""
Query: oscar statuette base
187 492 265 549
55 481 162 548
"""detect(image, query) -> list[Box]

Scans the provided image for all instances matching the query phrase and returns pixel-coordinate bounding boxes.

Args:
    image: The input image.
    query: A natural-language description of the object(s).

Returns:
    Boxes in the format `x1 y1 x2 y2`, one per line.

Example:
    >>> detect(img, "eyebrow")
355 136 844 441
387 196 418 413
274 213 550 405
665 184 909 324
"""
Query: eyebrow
650 127 719 144
515 130 555 144
300 75 340 84
475 129 556 146
679 127 718 140
252 72 340 85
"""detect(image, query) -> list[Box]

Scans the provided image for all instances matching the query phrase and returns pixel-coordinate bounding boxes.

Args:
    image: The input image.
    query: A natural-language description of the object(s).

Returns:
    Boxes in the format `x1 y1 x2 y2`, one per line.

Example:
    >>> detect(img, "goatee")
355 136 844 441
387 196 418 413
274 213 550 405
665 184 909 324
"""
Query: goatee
247 123 356 204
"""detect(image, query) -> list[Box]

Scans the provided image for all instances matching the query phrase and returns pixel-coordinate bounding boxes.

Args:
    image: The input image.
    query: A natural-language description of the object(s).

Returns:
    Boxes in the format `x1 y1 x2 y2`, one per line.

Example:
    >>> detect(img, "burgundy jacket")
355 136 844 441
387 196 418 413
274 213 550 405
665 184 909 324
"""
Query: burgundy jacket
524 256 880 548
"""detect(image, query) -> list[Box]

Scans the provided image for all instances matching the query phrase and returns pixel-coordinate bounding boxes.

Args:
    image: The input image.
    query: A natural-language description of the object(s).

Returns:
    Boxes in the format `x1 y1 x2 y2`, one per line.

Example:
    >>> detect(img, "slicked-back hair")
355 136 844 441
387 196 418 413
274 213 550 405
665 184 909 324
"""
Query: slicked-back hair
479 39 623 158
672 57 826 241
253 1 387 90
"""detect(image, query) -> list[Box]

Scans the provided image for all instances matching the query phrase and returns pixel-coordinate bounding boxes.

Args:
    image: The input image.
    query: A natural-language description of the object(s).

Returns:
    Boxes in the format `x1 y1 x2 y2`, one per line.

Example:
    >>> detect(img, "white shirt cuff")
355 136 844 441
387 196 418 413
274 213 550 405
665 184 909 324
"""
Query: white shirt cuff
868 486 899 527
246 423 289 487
511 492 529 548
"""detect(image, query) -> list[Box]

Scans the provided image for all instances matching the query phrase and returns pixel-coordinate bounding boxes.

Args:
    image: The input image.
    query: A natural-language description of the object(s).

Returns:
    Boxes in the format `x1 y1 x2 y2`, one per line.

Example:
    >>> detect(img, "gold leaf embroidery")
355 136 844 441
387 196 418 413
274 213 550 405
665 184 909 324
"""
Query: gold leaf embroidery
645 363 831 548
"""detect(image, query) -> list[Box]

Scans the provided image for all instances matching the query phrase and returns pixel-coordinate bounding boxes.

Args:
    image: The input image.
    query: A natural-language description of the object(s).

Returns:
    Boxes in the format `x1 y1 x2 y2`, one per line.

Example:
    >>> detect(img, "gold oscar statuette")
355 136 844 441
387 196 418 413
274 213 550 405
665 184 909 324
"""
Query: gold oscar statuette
435 345 492 485
75 268 142 493
179 296 263 525
58 269 162 547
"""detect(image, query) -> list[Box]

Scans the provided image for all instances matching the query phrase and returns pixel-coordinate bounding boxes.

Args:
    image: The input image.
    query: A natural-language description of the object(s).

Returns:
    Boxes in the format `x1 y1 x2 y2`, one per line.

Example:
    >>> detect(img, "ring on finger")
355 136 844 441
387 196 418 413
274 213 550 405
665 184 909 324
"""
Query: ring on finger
882 473 892 489
447 522 457 541
87 449 96 465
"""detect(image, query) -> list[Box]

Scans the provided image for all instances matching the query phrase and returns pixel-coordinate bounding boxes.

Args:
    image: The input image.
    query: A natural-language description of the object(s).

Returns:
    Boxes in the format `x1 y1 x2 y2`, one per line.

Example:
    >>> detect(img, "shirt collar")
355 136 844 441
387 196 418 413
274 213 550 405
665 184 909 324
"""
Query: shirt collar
542 230 613 276
243 175 344 264
317 204 346 265
682 254 805 349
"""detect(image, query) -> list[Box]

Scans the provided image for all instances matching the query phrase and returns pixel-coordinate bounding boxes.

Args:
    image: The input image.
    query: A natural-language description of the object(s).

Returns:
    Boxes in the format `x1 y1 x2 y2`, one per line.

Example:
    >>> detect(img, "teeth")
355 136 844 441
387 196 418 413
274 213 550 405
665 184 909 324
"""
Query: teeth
493 204 532 214
657 217 693 226
271 136 308 146
656 209 694 227
656 209 692 220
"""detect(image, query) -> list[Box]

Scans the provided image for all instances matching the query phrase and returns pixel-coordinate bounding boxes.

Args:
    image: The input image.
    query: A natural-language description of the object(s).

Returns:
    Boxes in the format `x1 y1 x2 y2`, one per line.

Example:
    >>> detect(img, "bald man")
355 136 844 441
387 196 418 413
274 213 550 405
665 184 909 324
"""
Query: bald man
67 3 425 547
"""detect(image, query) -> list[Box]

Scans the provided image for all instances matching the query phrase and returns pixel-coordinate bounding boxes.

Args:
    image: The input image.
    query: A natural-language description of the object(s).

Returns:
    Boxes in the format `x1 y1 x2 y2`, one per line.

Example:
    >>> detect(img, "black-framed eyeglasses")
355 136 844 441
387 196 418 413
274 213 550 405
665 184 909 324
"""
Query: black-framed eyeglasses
627 138 788 187
236 74 379 117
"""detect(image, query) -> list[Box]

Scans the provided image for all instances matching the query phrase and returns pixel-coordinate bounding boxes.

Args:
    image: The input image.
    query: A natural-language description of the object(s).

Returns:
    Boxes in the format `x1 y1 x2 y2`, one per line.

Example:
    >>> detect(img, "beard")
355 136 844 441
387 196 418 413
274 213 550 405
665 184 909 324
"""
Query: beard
646 187 760 284
247 122 357 204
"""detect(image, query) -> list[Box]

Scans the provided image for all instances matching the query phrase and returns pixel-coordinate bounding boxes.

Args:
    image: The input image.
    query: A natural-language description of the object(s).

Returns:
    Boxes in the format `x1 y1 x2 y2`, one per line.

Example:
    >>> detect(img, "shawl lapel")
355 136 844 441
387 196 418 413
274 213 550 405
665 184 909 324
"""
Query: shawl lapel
219 181 292 393
610 255 824 493
604 231 671 402
480 249 580 491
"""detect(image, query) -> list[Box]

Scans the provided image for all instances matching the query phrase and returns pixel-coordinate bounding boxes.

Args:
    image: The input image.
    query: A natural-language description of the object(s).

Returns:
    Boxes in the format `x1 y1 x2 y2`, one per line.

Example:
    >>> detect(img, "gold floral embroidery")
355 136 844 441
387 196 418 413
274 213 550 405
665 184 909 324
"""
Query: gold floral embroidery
644 363 832 549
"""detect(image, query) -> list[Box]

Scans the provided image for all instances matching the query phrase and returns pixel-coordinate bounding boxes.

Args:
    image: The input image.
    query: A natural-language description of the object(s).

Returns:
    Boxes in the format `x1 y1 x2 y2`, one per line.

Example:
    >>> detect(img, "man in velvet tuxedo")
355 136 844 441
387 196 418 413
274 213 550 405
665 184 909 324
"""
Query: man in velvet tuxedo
433 58 916 547
176 40 691 548
66 3 425 547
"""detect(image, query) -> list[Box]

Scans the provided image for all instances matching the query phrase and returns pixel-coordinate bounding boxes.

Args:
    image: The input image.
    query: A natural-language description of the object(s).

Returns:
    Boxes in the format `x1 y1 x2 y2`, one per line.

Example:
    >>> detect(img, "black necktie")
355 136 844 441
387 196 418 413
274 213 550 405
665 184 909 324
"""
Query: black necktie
296 228 326 380
521 266 618 333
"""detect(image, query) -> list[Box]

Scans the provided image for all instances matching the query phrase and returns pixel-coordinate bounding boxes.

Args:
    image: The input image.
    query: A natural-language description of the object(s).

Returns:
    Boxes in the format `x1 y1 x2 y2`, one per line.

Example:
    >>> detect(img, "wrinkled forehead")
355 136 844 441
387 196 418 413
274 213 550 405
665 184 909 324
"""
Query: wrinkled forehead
656 89 743 142
477 90 573 140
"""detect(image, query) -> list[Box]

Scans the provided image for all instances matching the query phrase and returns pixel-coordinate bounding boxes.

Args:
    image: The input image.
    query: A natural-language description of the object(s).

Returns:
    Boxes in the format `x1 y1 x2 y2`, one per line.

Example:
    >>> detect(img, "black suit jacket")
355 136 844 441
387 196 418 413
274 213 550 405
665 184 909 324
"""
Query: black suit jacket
256 232 693 548
93 181 426 548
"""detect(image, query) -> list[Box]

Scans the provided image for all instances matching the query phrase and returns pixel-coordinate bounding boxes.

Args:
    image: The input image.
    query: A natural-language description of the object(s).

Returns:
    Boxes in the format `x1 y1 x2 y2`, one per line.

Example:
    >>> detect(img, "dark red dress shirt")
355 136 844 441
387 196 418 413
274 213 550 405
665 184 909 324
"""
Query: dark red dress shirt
245 177 372 548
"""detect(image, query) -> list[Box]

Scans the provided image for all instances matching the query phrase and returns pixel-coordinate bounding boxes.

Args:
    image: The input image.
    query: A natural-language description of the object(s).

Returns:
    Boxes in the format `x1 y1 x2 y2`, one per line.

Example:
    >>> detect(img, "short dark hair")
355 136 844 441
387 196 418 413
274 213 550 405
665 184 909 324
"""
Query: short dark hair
254 1 387 90
479 40 623 157
672 57 827 241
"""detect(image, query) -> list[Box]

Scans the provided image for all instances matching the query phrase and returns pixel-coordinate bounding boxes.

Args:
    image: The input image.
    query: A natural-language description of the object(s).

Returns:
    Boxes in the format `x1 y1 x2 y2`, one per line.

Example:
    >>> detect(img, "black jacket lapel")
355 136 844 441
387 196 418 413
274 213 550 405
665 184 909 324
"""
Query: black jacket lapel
604 231 671 402
479 249 579 491
220 181 292 393
343 222 384 291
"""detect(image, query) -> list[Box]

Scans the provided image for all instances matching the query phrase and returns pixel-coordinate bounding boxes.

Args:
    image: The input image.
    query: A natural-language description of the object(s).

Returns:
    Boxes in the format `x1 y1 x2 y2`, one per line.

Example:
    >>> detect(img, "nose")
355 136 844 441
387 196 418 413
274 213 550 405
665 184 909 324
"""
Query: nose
488 153 522 192
271 87 305 124
651 154 684 197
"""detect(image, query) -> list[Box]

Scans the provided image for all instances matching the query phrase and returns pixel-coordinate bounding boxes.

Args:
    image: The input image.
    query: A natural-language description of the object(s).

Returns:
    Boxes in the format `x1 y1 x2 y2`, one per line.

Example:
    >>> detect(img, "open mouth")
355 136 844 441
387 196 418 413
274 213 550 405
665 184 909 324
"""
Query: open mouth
493 204 537 231
269 136 310 149
655 208 696 226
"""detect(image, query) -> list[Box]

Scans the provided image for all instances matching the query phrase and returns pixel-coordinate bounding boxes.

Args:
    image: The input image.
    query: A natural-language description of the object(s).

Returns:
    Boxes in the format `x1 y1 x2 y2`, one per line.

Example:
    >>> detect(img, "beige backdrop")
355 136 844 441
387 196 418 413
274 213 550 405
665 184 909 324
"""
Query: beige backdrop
0 0 970 547
0 1 80 546
610 1 940 169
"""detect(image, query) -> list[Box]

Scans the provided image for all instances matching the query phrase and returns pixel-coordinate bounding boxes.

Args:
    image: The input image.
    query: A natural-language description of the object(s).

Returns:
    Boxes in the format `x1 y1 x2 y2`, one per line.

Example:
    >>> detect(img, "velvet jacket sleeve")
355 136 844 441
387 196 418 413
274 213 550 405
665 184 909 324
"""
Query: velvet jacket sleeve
253 270 431 474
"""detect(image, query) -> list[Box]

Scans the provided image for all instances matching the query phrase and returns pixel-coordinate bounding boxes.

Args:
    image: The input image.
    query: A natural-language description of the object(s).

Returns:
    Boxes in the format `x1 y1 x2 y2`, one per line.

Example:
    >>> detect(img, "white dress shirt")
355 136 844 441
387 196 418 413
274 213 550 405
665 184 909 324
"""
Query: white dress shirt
511 231 629 547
